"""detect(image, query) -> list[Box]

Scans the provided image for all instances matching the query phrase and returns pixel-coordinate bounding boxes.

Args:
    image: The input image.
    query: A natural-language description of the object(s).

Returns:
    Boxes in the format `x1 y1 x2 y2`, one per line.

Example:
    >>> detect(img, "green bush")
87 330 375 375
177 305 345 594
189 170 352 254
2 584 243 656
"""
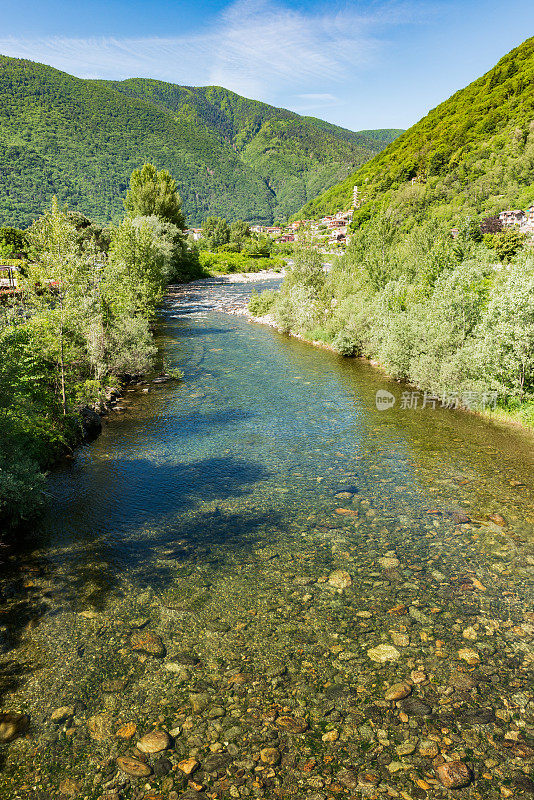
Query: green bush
331 331 360 356
248 289 277 316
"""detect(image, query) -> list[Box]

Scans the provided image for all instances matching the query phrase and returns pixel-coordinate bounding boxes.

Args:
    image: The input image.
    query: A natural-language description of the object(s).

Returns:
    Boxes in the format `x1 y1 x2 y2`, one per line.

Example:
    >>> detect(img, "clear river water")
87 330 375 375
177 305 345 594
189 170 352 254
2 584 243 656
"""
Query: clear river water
0 278 533 800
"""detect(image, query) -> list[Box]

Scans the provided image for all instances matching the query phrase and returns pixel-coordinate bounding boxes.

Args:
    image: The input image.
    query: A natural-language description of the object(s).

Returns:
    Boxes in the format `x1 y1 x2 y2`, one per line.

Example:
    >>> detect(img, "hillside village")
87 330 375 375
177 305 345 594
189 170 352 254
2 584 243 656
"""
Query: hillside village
186 181 534 252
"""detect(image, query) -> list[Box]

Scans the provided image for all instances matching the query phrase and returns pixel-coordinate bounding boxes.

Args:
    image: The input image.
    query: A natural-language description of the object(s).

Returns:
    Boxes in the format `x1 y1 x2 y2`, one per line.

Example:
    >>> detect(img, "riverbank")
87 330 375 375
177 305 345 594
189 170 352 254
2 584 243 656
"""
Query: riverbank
243 307 534 434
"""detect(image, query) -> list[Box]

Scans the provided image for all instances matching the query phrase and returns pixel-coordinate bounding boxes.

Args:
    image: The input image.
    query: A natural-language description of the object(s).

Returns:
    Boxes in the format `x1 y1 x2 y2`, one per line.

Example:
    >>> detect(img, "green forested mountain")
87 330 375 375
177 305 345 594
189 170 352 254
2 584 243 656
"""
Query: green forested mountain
297 37 534 226
0 56 401 227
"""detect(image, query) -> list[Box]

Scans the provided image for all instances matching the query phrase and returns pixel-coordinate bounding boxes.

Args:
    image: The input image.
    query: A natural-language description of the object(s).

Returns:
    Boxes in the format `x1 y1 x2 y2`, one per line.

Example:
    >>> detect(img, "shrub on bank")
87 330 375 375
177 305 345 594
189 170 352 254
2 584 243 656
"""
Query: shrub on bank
257 219 534 420
248 289 277 316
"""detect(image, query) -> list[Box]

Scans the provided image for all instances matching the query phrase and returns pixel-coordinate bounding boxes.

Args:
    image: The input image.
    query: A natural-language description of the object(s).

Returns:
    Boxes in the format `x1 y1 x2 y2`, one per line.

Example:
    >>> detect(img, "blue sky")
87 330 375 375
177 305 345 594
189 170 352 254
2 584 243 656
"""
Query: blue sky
0 0 532 131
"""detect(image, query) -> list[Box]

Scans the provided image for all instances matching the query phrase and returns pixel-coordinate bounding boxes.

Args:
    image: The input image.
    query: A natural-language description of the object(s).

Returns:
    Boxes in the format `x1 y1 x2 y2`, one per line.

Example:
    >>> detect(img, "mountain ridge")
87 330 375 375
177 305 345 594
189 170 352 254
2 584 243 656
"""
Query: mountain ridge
0 55 402 226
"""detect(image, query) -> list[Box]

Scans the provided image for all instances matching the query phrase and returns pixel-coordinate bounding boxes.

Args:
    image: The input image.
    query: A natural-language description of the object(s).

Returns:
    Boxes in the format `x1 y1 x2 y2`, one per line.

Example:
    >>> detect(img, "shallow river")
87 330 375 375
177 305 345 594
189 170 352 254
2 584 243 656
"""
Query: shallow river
1 278 533 800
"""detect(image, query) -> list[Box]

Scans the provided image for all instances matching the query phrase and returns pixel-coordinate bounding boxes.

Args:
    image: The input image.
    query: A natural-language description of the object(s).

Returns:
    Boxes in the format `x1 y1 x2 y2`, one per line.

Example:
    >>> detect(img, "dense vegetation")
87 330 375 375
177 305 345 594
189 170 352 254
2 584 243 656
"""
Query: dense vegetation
252 227 534 426
298 37 534 227
0 166 201 530
0 55 400 228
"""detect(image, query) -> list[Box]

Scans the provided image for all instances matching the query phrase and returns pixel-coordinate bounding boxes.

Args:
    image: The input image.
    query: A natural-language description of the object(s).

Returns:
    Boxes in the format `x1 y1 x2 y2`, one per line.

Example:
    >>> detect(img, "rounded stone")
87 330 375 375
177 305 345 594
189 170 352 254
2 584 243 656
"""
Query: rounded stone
435 761 472 788
117 756 152 777
276 715 308 733
327 570 352 589
322 730 339 742
379 556 400 570
51 706 74 723
129 630 165 657
367 644 400 663
0 712 29 742
418 739 439 758
260 747 281 765
458 647 480 665
137 729 172 753
385 681 412 701
396 741 416 756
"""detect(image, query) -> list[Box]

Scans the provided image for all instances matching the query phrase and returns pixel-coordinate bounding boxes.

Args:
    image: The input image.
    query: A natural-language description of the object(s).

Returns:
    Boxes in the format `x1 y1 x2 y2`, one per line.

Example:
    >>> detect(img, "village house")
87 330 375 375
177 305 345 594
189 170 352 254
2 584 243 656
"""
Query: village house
499 209 526 227
520 205 534 233
185 228 203 241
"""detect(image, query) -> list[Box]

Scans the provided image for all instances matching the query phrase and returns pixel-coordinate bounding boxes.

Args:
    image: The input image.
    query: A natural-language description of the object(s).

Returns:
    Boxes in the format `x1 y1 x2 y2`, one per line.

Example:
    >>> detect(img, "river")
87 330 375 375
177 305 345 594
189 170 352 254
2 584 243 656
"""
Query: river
0 277 533 799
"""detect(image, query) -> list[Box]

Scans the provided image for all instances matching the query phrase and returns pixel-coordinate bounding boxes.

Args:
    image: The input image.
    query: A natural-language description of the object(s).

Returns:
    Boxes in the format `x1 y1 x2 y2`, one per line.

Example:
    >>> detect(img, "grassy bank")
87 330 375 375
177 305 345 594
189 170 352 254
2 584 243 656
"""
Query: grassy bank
198 249 285 276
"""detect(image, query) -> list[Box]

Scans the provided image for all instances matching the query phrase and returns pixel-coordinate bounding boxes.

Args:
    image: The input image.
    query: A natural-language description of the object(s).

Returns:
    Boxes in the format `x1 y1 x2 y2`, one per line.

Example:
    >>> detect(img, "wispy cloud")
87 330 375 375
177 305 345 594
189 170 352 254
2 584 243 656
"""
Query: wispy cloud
0 0 428 104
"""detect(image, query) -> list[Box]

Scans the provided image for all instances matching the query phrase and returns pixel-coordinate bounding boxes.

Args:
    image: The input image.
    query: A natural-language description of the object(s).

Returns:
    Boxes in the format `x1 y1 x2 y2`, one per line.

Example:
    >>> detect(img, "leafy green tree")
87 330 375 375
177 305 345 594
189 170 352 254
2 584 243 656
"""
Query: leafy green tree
107 217 167 320
124 164 185 230
484 229 526 263
0 226 27 253
202 216 230 249
243 235 271 257
25 198 89 414
229 219 250 249
285 246 324 291
474 261 534 397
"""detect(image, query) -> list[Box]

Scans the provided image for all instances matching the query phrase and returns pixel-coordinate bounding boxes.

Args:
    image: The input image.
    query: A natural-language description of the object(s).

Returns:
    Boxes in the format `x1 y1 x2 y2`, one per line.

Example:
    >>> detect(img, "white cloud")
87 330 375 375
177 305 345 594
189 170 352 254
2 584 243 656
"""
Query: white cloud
0 0 427 104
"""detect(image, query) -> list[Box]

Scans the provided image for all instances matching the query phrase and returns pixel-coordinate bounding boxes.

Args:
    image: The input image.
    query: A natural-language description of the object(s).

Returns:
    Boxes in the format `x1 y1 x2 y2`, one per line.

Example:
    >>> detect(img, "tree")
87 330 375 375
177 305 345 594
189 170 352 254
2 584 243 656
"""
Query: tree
25 198 89 415
0 226 27 254
484 229 525 263
480 215 502 235
202 216 230 249
124 164 185 230
229 219 250 249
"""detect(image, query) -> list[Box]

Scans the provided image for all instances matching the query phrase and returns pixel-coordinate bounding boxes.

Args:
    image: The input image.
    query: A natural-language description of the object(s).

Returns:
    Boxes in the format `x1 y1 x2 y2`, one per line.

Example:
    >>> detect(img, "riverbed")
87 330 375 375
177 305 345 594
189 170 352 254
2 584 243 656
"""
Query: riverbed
0 278 533 800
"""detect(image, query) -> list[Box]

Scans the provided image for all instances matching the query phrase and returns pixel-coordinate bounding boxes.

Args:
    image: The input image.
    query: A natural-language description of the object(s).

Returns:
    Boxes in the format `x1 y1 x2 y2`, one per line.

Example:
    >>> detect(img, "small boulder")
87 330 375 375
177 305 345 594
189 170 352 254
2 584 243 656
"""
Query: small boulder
129 629 165 657
137 729 172 753
385 681 412 701
327 570 352 589
117 755 152 777
80 406 102 441
435 761 472 789
260 747 281 764
178 757 199 775
276 715 308 733
367 644 400 663
379 556 400 570
0 712 29 742
418 739 439 758
51 706 74 724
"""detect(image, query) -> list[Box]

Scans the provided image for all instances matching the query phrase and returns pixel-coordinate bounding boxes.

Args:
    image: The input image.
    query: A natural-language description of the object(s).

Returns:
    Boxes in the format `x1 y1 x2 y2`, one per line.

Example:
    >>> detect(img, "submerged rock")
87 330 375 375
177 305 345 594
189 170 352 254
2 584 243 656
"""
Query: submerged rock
435 761 472 788
117 755 152 777
129 629 165 657
0 712 29 742
327 570 352 589
385 681 412 701
367 644 400 663
276 715 308 733
137 729 172 753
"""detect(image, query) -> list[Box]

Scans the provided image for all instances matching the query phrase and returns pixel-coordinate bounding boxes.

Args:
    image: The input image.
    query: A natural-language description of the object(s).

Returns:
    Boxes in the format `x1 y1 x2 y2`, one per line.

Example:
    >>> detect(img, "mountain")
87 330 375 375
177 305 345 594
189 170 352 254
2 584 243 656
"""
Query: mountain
297 37 534 227
0 55 402 227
